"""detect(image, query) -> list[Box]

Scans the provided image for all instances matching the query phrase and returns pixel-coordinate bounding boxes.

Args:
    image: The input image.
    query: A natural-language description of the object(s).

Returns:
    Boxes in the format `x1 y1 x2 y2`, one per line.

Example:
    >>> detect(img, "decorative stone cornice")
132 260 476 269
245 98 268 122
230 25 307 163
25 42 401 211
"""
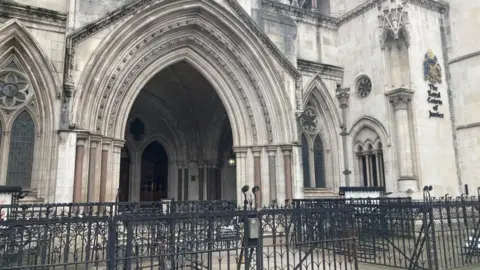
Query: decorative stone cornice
260 0 338 28
297 60 344 79
335 85 351 108
260 0 446 28
0 1 67 27
385 88 414 110
378 0 410 49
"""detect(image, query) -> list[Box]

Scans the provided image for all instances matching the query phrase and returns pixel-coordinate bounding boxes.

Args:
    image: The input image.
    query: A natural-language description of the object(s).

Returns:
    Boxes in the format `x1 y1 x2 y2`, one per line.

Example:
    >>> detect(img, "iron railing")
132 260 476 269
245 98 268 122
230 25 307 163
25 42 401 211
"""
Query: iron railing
1 188 480 270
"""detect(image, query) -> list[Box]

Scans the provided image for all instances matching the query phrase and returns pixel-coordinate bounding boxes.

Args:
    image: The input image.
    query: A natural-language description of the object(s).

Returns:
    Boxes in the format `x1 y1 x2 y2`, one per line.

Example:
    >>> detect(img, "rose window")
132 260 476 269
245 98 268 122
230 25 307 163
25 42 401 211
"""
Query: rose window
357 76 372 98
0 71 30 108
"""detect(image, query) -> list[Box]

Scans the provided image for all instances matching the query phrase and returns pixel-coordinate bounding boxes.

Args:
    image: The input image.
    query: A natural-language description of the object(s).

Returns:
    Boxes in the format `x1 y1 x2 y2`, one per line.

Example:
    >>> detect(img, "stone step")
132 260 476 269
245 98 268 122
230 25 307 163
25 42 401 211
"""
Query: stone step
303 188 339 199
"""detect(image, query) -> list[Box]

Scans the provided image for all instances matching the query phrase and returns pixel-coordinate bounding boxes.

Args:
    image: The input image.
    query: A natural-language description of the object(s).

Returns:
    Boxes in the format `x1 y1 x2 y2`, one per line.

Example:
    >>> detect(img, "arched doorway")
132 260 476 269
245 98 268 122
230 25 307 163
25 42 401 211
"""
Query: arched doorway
120 61 236 201
140 142 168 201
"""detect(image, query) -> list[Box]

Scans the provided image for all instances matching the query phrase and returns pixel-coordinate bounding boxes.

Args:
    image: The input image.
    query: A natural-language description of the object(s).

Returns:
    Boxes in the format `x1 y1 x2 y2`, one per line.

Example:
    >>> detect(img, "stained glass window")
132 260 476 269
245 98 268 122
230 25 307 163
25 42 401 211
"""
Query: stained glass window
301 134 310 188
6 111 35 188
313 136 326 188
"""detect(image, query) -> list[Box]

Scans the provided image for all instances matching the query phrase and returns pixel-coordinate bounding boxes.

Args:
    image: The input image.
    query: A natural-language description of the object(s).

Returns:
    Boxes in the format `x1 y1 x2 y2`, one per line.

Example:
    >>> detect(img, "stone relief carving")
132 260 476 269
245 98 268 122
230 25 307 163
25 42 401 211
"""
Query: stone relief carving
356 76 372 99
0 70 32 109
335 85 350 108
97 19 277 143
378 0 410 49
423 49 442 85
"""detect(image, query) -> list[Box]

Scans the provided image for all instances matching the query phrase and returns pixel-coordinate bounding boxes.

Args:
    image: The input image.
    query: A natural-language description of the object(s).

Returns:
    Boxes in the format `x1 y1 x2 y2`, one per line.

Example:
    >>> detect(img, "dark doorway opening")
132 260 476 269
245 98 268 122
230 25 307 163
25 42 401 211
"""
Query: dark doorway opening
119 147 131 202
141 141 168 201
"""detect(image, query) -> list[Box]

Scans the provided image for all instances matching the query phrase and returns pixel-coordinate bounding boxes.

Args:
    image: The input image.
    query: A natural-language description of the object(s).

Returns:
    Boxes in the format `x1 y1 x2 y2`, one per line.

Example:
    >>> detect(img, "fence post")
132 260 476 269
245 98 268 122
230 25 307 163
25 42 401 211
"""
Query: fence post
106 219 116 270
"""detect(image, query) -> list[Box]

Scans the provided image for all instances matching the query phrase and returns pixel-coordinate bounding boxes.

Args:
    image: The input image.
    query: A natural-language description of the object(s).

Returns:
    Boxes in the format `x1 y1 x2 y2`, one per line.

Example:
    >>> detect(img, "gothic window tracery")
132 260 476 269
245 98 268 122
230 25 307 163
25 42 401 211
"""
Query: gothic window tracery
354 129 385 188
300 105 326 189
356 76 372 99
0 70 31 108
6 111 35 188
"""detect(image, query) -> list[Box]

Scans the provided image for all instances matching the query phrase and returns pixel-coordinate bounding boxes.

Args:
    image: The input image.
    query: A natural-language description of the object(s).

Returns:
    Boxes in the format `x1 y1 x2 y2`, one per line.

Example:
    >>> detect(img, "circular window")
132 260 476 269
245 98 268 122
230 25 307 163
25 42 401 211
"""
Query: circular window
356 76 372 99
0 70 31 108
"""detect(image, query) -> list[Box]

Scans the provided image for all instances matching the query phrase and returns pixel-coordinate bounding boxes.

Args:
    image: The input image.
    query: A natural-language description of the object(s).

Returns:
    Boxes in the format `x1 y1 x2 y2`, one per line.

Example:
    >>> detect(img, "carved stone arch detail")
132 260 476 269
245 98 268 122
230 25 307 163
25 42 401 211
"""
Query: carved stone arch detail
350 116 391 147
302 74 342 127
73 1 295 146
5 107 41 136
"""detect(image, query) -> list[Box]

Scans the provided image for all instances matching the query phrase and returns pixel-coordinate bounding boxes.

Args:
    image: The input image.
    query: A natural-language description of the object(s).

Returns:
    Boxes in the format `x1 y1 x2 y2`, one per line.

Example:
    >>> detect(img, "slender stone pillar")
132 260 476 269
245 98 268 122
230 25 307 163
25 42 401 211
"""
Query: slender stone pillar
266 146 277 203
234 147 248 204
336 85 351 186
73 137 86 203
356 154 364 186
386 88 417 192
99 141 110 203
251 146 262 207
374 150 381 186
177 165 183 201
281 145 293 202
87 138 99 202
199 165 204 201
183 166 189 200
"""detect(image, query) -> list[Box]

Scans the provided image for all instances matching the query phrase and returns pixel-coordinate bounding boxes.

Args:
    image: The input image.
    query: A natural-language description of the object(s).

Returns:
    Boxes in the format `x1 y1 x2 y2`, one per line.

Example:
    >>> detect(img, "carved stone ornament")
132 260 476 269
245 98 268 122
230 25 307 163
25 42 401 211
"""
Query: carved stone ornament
423 49 442 85
0 70 31 109
378 0 410 49
356 76 372 99
97 19 282 144
299 106 322 135
387 91 412 110
335 85 350 108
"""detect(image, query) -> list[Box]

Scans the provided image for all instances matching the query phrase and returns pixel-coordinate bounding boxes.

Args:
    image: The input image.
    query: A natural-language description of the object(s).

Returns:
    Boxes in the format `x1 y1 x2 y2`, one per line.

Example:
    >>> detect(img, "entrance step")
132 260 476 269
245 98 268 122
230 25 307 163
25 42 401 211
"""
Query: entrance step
303 188 338 199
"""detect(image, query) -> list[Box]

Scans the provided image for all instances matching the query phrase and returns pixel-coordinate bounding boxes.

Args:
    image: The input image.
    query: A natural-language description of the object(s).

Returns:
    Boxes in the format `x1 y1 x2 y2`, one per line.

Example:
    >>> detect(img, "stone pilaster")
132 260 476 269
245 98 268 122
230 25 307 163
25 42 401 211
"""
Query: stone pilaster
99 139 111 202
386 88 417 192
266 145 277 203
198 164 205 201
251 146 262 207
233 147 248 204
87 136 101 202
73 135 87 203
336 85 352 186
281 145 293 202
177 164 183 201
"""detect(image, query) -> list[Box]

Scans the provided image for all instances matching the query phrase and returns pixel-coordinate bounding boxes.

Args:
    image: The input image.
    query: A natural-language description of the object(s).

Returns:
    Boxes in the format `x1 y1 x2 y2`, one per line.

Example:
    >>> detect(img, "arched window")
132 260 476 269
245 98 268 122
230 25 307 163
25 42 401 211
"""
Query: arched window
313 136 326 188
301 134 310 188
355 142 385 188
301 133 327 189
6 111 35 188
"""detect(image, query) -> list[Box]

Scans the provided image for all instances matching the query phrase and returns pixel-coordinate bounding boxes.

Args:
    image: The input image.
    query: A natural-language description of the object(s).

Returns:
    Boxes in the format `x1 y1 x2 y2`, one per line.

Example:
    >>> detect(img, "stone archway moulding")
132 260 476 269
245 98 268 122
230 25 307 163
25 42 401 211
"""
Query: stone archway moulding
349 116 391 147
71 0 299 146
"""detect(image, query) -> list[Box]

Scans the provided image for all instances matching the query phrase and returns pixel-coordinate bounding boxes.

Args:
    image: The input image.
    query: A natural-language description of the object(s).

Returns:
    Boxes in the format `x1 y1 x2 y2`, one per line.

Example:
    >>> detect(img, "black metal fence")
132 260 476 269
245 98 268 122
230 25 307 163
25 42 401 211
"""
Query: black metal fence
1 191 480 270
0 200 356 270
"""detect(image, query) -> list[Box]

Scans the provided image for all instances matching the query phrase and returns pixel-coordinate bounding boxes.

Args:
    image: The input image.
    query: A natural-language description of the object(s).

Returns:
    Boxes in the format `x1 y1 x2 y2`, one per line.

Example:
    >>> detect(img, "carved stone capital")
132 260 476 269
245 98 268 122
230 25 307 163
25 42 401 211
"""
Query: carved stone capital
233 146 248 154
251 146 262 157
265 145 278 155
335 85 350 108
385 88 414 111
280 145 293 155
63 80 75 98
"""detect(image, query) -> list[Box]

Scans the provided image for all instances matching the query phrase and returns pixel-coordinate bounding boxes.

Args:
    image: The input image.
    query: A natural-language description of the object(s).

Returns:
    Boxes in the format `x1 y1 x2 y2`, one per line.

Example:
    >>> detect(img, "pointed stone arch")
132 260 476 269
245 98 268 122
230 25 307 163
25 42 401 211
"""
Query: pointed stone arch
349 116 391 147
0 20 59 197
72 0 295 146
299 74 342 191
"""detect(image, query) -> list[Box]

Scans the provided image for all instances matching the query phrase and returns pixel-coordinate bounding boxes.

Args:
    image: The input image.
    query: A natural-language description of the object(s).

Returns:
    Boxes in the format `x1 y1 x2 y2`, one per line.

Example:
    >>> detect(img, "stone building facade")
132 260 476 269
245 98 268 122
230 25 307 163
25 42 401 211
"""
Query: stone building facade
0 0 477 204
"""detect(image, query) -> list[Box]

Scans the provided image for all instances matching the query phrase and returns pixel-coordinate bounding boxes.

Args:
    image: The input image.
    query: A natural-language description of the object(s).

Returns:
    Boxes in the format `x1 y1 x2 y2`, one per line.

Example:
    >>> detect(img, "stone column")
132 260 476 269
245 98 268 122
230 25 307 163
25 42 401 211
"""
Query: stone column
356 154 364 186
266 146 277 203
99 140 111 202
199 164 205 201
177 164 183 201
251 146 262 207
234 147 247 204
87 137 100 202
73 136 87 203
336 85 351 186
281 145 293 202
183 166 189 201
386 89 417 192
373 150 381 186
